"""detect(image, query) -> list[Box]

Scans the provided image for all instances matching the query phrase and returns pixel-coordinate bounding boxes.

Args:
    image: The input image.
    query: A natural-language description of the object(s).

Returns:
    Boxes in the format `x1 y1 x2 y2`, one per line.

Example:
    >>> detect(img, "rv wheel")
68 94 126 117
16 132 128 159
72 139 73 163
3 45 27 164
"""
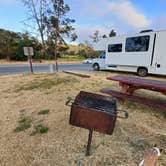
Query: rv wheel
137 68 148 77
93 63 100 71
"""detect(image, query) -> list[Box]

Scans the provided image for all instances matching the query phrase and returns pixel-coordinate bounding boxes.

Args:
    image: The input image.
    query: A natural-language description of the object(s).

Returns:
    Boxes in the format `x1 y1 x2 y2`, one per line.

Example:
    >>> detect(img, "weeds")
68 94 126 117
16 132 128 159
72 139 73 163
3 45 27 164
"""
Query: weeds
67 96 72 100
18 116 32 123
15 116 32 132
15 110 49 135
35 124 49 133
38 109 49 115
15 76 79 91
31 124 49 136
15 123 31 132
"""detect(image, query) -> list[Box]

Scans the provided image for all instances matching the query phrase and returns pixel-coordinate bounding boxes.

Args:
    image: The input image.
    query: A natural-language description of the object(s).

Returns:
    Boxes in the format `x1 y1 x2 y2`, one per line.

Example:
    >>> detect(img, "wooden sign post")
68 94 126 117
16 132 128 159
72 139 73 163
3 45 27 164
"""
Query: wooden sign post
23 47 34 73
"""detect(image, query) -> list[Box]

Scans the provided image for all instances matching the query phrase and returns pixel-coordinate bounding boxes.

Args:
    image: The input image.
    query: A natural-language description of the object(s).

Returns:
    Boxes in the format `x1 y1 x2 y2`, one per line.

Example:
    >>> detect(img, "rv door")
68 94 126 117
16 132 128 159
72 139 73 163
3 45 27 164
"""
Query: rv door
152 31 166 75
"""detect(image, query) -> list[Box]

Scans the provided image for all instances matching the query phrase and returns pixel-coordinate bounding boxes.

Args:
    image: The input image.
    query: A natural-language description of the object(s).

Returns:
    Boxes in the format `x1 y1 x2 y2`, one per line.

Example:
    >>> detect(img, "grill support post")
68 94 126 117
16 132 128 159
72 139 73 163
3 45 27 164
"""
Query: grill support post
86 130 93 156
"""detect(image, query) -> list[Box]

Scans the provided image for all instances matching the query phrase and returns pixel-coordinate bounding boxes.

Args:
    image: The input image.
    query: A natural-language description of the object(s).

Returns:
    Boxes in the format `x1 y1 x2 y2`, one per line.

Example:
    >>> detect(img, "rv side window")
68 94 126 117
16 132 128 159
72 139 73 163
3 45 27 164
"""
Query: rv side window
125 35 150 52
108 44 122 52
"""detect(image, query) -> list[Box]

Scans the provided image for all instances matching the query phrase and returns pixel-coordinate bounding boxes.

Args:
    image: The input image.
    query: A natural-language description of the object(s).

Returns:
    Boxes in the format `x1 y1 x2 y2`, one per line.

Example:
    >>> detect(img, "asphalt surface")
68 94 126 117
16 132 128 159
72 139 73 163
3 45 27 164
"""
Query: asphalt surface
0 63 93 75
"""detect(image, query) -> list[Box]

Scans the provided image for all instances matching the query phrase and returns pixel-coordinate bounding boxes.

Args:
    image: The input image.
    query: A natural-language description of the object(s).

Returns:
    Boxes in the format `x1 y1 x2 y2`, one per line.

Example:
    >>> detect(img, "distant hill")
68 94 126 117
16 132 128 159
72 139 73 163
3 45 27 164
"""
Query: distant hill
63 44 100 58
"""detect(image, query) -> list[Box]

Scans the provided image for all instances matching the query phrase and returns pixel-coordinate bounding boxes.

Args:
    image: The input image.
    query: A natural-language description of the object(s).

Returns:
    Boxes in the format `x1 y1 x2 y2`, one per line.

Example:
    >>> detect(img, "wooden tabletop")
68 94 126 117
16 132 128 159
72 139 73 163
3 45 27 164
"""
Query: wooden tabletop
107 75 166 92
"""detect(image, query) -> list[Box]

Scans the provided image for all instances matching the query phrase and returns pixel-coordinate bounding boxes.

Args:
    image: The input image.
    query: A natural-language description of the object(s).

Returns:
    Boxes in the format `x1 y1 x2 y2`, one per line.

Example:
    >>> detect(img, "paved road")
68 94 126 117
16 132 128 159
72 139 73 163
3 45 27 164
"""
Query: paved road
0 63 93 75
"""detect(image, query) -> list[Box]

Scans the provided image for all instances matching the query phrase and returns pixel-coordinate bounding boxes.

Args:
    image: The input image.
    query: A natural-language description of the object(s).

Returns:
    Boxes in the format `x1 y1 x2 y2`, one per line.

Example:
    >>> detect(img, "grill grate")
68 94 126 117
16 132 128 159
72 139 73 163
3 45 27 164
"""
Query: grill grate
74 94 116 114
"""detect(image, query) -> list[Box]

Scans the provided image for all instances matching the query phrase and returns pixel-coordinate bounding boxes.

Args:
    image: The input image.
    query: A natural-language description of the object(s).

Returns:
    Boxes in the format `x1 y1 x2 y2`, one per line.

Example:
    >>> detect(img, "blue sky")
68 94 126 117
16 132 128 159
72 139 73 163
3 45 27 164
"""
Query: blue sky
0 0 166 43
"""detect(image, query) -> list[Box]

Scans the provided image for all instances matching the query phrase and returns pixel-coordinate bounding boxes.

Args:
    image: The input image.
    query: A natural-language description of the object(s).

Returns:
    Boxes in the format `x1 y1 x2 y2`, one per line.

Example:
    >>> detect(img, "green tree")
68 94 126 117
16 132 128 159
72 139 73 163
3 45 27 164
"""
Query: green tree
44 0 77 71
0 29 21 60
109 29 116 37
16 32 42 61
102 34 107 38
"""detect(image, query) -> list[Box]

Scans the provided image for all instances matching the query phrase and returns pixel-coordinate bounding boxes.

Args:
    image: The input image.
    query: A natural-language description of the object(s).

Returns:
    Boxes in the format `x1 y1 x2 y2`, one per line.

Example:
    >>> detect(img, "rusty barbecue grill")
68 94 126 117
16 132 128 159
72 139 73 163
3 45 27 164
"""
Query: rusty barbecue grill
66 91 128 156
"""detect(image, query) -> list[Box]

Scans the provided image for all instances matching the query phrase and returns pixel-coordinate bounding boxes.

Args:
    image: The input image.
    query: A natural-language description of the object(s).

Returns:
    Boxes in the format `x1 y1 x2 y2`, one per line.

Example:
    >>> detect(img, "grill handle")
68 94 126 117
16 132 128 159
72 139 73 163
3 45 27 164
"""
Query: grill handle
66 98 74 106
116 110 129 119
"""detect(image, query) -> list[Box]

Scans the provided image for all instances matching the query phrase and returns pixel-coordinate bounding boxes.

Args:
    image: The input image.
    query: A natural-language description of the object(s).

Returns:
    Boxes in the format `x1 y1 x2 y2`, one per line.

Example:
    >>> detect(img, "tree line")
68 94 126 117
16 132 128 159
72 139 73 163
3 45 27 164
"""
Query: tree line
0 0 77 61
0 0 117 62
0 29 43 61
0 28 100 61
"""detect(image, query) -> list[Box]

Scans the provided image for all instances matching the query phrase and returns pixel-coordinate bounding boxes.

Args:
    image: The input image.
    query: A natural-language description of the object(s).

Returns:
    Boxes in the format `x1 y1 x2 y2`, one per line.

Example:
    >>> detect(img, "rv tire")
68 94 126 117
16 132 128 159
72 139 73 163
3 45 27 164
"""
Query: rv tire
137 67 148 77
93 63 100 71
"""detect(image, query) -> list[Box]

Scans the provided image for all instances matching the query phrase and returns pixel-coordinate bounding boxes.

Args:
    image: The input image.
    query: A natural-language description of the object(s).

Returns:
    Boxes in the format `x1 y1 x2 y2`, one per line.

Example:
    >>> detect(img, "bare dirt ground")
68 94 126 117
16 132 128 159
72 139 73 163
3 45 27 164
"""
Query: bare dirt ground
0 72 165 166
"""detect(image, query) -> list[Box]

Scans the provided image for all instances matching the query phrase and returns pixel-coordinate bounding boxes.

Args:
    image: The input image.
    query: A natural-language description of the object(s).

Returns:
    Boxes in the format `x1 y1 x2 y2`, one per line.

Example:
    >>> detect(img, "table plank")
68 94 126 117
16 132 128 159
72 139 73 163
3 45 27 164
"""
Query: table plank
107 75 166 92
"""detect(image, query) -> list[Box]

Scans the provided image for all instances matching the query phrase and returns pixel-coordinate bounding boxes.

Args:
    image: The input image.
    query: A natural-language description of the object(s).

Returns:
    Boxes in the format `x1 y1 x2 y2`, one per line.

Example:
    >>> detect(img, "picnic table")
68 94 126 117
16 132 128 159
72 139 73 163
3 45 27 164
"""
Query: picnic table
100 75 166 111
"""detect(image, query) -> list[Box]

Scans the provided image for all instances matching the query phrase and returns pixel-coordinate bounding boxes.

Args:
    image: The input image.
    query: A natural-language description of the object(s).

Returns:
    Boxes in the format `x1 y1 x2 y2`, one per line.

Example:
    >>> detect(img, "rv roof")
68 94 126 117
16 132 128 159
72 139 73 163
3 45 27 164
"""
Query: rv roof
92 29 166 51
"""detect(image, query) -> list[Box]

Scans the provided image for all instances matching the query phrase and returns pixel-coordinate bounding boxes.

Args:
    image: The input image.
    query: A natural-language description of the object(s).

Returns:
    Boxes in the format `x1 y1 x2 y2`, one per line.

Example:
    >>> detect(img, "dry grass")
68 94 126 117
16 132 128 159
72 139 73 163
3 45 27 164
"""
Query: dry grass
0 72 165 166
15 75 79 92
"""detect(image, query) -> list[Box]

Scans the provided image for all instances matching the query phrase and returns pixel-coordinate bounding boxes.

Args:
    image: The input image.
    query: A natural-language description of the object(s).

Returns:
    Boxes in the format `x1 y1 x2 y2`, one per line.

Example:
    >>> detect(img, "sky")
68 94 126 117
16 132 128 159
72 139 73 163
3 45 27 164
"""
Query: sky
0 0 166 43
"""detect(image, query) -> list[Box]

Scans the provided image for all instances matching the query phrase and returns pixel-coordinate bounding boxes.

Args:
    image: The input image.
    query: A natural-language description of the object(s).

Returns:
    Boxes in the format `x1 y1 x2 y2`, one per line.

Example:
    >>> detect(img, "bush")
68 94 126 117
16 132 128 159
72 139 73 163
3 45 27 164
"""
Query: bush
33 52 54 60
78 49 87 58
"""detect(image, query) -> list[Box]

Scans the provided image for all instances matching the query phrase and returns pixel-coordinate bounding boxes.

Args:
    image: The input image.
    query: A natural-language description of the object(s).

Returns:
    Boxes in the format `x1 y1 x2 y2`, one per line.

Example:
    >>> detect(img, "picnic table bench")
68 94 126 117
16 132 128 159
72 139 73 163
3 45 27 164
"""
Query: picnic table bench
100 75 166 111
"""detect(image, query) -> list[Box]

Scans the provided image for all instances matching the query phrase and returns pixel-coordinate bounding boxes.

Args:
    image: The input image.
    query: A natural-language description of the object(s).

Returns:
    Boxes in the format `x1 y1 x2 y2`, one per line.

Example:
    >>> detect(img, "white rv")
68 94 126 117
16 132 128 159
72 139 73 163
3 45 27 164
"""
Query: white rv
92 30 166 76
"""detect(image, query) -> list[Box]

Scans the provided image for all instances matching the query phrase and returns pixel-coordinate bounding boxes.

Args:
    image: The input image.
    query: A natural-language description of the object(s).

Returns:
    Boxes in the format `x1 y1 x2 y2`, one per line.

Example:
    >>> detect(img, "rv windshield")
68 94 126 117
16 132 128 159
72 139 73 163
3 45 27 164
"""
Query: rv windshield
99 53 106 59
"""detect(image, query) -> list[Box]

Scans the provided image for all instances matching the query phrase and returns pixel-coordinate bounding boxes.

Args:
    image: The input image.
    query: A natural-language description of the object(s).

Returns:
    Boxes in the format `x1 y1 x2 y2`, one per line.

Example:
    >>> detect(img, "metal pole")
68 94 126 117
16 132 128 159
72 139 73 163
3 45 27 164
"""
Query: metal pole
29 55 33 73
55 60 58 72
86 130 93 156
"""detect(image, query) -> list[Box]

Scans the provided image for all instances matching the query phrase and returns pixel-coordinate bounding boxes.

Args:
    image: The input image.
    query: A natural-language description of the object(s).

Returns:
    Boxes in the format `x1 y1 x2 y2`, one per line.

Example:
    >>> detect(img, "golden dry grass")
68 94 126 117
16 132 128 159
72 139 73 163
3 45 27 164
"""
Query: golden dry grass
0 72 165 166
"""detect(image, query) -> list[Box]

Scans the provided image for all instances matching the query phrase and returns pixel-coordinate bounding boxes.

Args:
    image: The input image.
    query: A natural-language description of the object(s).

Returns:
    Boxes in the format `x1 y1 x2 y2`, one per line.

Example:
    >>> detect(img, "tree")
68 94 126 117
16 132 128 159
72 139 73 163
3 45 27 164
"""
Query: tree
0 29 21 60
44 0 77 71
102 34 107 38
16 32 42 61
22 0 48 51
109 29 116 37
89 30 100 43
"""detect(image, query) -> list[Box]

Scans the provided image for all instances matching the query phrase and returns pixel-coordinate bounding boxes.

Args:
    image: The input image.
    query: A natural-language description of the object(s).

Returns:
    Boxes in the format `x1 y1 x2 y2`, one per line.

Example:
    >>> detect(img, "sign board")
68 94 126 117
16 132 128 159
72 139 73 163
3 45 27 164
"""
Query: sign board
23 47 34 56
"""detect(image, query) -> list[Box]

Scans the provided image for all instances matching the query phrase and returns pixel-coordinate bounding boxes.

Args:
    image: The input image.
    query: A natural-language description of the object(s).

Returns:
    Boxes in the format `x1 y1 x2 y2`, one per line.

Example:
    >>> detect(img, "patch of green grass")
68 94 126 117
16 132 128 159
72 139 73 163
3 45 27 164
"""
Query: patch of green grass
126 101 138 109
16 79 56 91
31 124 49 135
15 116 32 132
66 96 72 100
38 109 49 115
35 124 49 133
15 123 31 132
18 116 32 123
15 76 79 91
